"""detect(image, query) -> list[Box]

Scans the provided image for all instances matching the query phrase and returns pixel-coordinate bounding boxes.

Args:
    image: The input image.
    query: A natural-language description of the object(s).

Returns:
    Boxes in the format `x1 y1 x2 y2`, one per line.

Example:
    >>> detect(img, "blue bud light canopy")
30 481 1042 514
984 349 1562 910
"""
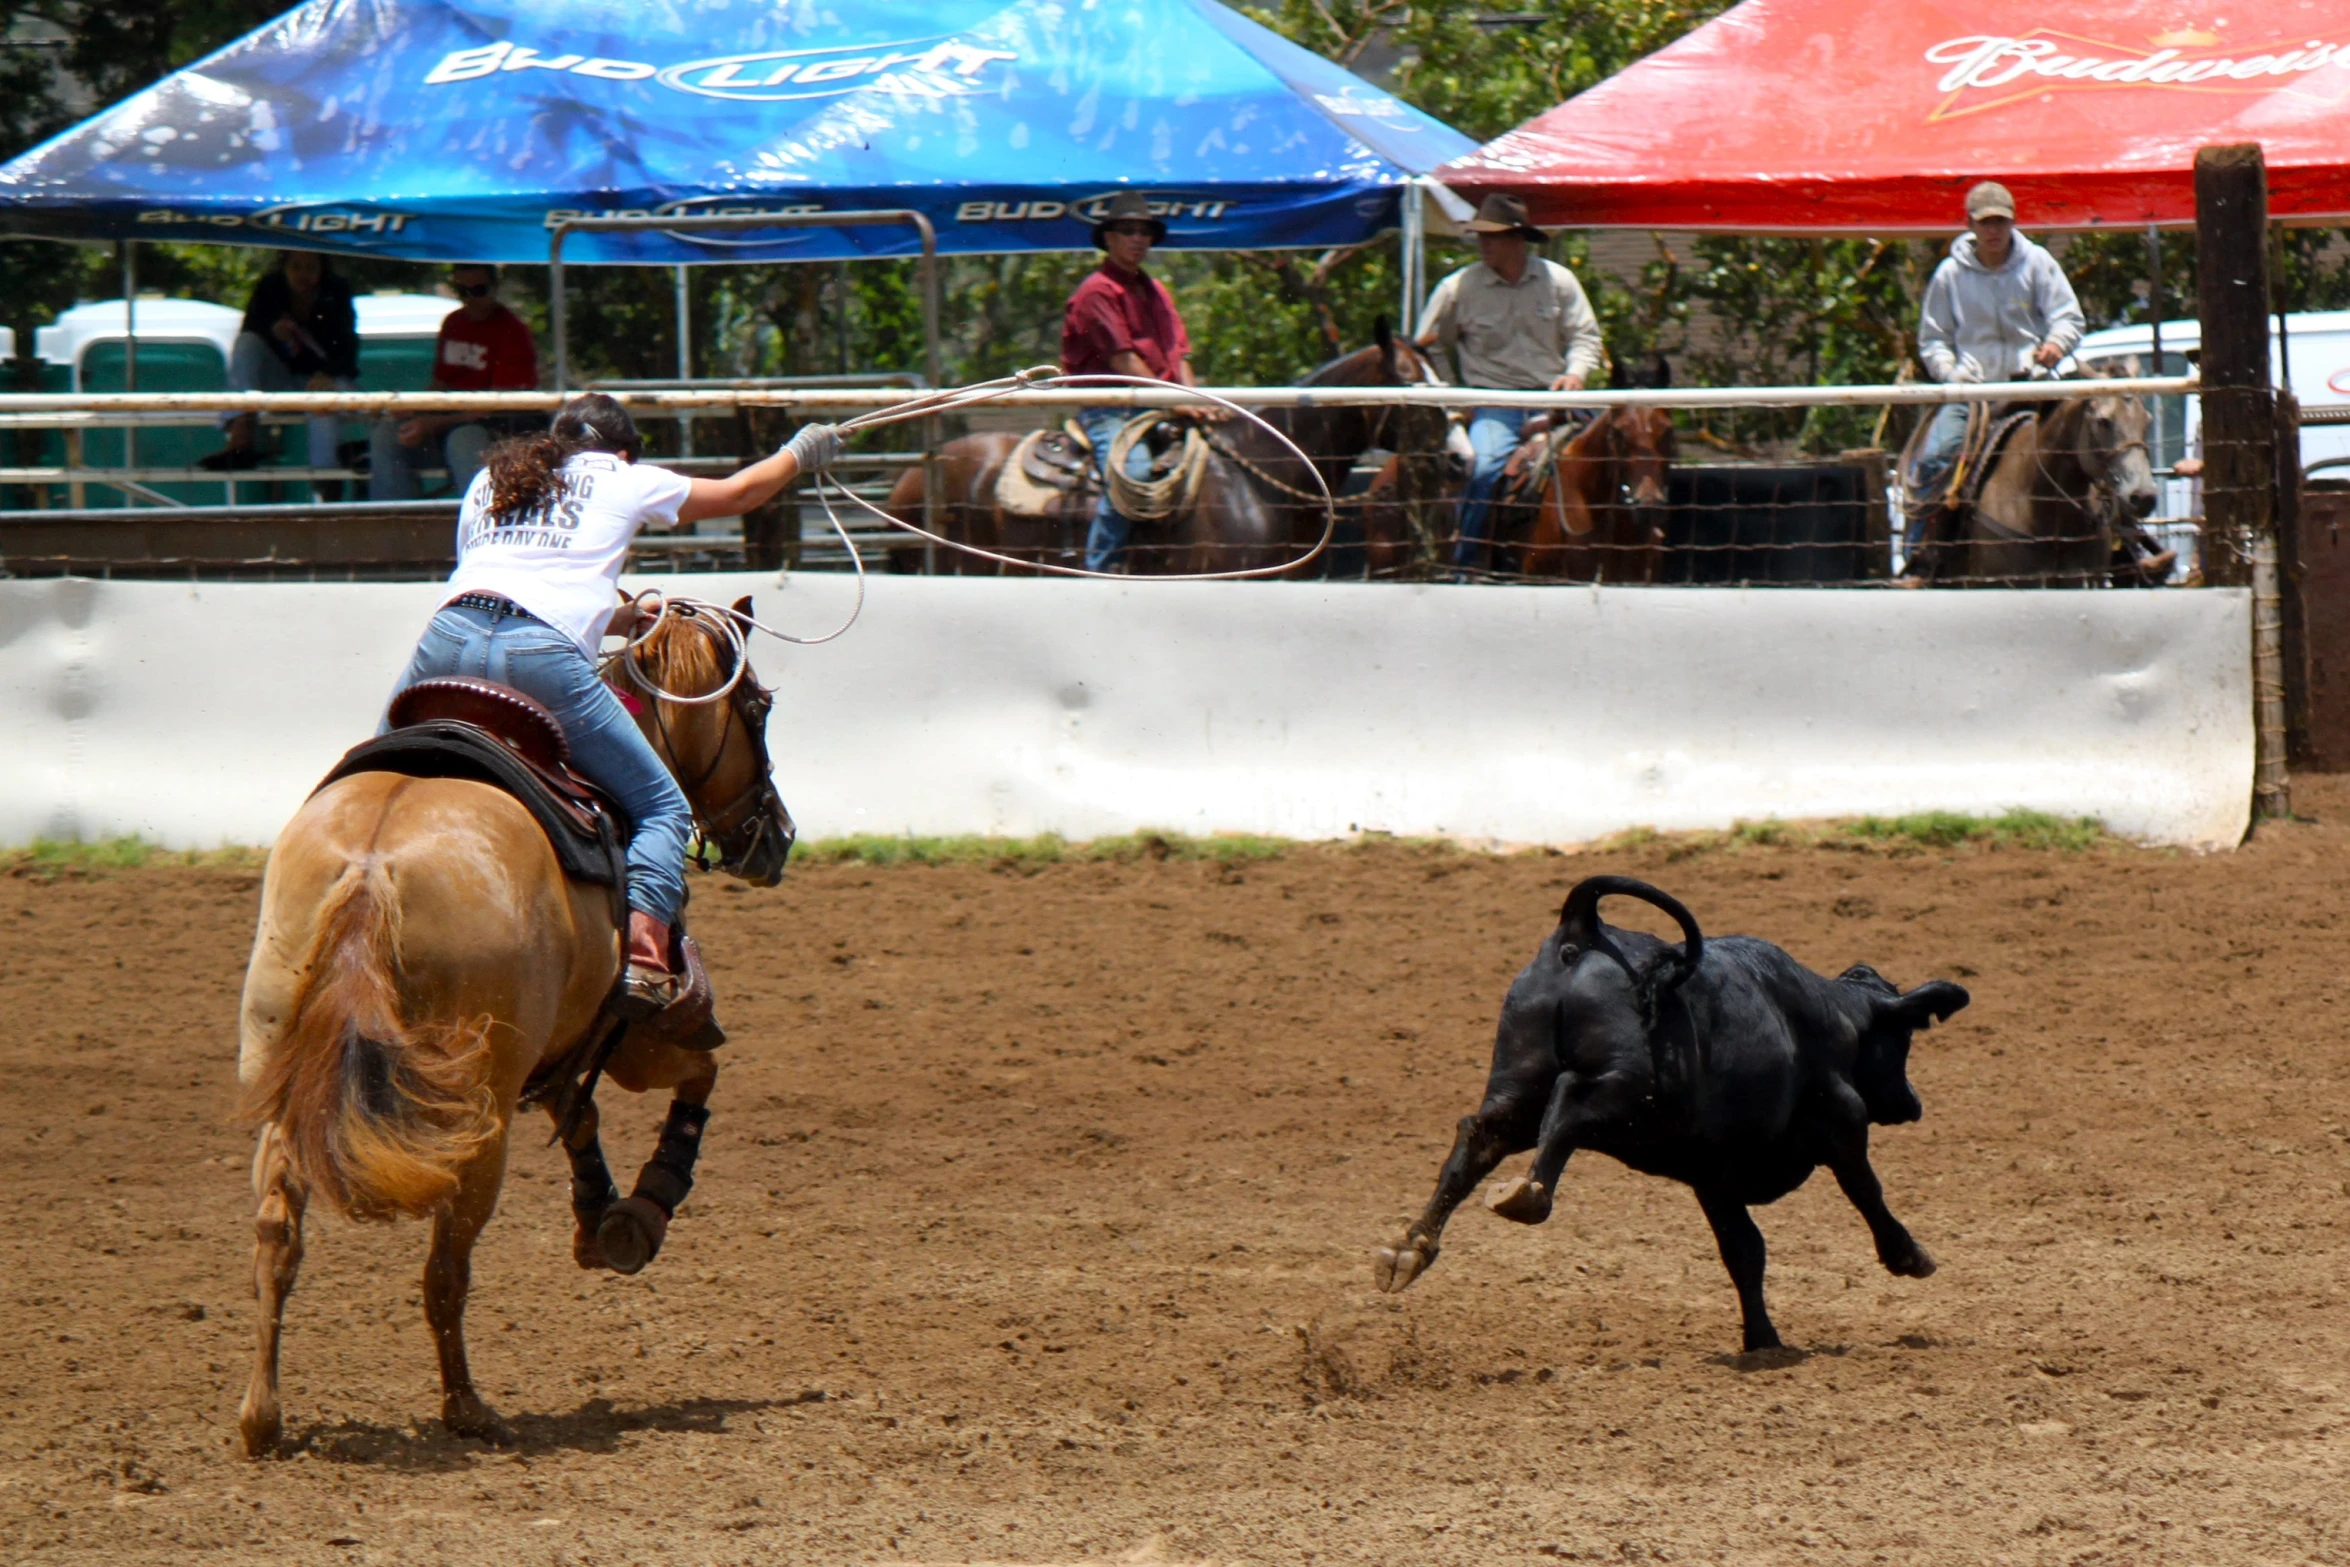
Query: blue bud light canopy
0 0 1476 263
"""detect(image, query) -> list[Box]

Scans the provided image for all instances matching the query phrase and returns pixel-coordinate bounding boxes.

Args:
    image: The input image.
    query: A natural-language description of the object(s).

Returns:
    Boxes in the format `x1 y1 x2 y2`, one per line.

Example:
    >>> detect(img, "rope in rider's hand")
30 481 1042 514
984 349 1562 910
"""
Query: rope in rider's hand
611 366 1343 702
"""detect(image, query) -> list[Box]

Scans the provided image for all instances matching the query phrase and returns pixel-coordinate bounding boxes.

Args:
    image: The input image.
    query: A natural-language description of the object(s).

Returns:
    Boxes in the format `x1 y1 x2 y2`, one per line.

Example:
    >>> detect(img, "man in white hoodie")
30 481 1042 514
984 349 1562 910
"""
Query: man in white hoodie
1911 181 2085 501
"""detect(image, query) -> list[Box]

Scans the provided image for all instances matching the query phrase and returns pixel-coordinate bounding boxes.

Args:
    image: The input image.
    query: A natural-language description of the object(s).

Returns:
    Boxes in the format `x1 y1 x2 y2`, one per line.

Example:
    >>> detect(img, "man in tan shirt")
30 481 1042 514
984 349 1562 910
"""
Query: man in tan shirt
1418 193 1605 573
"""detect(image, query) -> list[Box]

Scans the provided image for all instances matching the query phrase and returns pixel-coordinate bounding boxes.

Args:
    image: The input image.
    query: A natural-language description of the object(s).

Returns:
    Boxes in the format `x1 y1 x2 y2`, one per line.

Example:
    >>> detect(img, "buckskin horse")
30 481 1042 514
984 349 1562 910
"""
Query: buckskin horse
233 599 791 1455
882 324 1470 577
1902 365 2160 587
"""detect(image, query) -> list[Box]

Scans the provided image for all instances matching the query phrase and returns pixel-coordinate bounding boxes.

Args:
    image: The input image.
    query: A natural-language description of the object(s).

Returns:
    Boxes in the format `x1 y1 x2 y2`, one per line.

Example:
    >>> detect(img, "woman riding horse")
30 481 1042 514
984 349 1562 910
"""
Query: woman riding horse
386 394 841 1006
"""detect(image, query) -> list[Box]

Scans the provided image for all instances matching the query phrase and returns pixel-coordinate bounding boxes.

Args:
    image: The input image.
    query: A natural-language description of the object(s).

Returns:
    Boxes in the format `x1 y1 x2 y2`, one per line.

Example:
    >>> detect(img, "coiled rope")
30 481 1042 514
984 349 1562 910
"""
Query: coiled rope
610 365 1340 704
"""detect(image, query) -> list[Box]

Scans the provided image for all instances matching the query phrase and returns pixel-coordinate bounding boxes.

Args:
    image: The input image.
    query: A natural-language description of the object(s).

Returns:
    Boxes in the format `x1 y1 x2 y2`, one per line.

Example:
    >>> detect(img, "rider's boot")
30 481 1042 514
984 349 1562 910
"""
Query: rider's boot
620 910 680 1019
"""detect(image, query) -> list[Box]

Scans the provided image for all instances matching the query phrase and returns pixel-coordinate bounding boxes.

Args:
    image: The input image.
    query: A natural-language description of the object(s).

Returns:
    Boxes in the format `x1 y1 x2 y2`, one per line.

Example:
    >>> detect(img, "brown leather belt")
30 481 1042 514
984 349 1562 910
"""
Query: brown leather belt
447 591 539 623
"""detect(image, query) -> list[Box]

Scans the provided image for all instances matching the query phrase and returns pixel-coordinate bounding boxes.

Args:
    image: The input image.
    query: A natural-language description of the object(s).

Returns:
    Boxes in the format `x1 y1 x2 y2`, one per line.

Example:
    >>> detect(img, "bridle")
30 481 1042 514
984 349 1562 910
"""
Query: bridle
609 606 794 878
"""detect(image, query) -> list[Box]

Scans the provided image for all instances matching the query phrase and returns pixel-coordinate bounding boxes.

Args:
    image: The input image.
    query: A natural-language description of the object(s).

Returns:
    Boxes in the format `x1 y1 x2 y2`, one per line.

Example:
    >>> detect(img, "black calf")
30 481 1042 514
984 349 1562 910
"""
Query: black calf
1374 875 1968 1352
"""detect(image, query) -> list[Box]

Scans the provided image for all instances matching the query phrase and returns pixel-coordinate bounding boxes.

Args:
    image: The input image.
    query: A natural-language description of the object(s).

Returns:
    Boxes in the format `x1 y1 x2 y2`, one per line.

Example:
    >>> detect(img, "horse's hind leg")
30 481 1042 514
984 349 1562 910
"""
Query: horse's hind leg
597 1051 718 1276
239 1123 309 1458
424 1130 513 1444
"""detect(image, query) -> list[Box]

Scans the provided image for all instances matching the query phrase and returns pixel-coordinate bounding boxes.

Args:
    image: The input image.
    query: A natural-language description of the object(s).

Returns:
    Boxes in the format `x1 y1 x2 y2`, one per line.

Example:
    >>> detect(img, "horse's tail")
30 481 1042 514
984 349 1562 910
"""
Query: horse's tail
235 860 497 1221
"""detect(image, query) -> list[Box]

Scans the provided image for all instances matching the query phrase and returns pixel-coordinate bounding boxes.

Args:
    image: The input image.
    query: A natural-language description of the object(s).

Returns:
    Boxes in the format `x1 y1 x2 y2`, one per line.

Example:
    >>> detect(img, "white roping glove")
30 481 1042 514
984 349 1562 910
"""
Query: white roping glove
1949 355 1985 385
783 421 843 476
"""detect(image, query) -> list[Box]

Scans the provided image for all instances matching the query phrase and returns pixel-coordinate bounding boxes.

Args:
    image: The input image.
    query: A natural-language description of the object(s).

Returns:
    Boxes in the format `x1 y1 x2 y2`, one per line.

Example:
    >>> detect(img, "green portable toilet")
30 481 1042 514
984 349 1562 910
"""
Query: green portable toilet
35 298 242 508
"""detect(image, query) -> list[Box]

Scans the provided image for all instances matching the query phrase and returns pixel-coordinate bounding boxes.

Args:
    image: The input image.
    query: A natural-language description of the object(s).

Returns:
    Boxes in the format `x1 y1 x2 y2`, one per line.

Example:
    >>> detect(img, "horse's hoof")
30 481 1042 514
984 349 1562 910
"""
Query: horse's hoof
572 1219 608 1271
596 1197 669 1276
237 1392 281 1459
1372 1237 1434 1293
1889 1242 1938 1279
1486 1175 1553 1225
443 1392 514 1446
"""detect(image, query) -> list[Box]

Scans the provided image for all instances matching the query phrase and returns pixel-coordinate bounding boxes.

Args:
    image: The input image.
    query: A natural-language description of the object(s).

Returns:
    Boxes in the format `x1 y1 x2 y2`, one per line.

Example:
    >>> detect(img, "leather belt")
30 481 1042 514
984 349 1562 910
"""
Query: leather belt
448 591 538 623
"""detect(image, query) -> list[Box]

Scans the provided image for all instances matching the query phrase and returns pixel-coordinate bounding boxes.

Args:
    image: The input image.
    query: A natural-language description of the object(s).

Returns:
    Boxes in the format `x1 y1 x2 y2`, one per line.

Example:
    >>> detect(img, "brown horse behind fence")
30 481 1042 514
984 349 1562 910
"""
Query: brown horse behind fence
883 326 1463 577
1517 404 1678 583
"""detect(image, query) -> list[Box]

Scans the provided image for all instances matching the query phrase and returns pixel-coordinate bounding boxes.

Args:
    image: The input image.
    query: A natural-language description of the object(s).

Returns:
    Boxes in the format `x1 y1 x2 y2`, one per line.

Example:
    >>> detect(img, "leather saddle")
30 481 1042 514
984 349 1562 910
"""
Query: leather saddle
996 423 1099 519
318 677 724 1058
1496 409 1594 504
321 678 629 903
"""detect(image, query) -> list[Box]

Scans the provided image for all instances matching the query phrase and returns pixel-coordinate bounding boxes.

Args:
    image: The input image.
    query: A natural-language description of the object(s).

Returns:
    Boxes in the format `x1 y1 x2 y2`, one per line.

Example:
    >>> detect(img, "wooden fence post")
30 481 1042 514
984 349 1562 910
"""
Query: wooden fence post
2194 142 2288 820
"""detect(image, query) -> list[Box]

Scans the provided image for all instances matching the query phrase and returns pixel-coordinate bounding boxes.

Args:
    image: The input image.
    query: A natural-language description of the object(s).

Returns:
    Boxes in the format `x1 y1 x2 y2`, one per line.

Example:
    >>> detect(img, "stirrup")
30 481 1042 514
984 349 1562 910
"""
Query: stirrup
617 962 681 1021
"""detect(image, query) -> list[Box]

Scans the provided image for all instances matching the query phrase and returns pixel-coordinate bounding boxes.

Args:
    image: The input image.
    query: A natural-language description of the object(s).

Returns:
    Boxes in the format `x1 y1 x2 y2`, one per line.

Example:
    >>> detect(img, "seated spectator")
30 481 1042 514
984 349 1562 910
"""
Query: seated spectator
370 264 539 500
202 250 359 499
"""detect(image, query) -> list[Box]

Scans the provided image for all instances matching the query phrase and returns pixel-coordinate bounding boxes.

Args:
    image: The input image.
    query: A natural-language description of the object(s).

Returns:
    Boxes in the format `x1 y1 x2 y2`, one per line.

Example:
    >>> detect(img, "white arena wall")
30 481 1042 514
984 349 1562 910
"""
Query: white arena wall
0 573 2252 852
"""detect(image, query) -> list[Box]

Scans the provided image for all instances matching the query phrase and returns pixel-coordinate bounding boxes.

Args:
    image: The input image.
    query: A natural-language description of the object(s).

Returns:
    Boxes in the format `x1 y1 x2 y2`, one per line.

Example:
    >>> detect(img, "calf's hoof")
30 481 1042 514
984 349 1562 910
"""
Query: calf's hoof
237 1391 281 1459
1485 1175 1554 1225
596 1196 670 1276
1887 1242 1937 1279
1372 1235 1436 1293
442 1390 514 1447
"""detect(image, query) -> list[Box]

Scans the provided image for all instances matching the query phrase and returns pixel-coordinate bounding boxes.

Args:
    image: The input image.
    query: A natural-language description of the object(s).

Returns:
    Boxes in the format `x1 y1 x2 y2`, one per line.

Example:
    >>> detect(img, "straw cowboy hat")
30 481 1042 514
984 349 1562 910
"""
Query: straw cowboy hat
1463 192 1548 244
1092 191 1169 249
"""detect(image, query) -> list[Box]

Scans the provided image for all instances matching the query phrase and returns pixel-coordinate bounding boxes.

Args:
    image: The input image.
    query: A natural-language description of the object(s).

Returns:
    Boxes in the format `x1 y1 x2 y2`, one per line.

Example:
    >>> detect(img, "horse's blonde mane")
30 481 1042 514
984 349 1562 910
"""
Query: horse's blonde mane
633 611 731 701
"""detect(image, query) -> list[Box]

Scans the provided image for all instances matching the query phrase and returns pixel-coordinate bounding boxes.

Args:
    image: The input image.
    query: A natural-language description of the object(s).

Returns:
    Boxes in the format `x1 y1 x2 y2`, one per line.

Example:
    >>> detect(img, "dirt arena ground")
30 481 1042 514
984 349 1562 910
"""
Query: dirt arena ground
6 787 2350 1567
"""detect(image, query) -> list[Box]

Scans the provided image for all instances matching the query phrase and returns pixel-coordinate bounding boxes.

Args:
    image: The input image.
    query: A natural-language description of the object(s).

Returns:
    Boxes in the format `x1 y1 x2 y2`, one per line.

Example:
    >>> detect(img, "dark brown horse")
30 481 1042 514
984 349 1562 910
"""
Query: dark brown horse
884 325 1467 577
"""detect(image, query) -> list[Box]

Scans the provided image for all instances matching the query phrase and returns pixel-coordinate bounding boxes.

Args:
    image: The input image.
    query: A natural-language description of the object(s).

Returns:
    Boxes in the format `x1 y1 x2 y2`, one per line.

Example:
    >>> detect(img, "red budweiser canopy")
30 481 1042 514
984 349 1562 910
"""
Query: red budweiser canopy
1440 0 2350 231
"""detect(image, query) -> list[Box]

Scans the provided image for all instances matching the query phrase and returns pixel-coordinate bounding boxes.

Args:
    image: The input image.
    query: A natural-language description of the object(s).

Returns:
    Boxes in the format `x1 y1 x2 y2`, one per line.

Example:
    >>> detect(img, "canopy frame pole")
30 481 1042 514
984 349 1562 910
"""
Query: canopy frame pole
1399 179 1425 339
674 264 694 459
117 240 137 486
549 211 942 394
2146 225 2165 468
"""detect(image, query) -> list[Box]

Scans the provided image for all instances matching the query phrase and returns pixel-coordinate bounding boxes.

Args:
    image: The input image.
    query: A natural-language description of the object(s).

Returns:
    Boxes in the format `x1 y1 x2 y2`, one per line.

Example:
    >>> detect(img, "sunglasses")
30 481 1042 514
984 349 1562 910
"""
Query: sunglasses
1105 223 1157 238
452 280 493 299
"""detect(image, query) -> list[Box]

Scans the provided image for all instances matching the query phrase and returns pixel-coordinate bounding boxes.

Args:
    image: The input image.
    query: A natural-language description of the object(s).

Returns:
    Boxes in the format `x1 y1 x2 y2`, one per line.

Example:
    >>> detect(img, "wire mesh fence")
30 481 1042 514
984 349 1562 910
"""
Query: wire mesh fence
0 377 2237 588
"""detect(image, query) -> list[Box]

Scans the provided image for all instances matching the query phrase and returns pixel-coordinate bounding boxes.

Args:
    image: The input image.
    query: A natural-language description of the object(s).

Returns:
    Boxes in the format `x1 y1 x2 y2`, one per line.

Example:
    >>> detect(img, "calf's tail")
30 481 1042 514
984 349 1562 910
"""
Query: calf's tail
235 860 498 1221
1559 874 1705 986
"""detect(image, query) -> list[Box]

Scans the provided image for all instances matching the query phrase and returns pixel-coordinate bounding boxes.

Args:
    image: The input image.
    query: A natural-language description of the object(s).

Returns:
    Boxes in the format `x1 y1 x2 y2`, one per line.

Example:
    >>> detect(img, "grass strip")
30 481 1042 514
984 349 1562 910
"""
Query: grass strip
0 810 2121 880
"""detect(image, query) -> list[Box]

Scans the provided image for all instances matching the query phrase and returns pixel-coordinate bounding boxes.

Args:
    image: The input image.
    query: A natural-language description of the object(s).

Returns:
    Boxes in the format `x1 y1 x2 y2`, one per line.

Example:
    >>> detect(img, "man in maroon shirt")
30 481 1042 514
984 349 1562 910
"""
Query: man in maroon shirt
1061 193 1203 570
370 263 542 500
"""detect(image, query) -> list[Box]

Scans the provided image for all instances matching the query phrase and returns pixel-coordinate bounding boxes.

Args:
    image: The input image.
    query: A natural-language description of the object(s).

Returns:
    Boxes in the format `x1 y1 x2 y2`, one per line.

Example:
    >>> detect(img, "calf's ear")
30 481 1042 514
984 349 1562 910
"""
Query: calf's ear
1890 979 1969 1028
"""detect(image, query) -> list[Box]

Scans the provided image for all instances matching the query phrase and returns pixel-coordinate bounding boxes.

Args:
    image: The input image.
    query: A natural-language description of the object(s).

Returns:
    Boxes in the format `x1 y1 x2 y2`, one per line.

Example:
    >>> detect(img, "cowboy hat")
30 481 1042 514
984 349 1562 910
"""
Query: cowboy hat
1092 191 1169 249
1463 192 1547 244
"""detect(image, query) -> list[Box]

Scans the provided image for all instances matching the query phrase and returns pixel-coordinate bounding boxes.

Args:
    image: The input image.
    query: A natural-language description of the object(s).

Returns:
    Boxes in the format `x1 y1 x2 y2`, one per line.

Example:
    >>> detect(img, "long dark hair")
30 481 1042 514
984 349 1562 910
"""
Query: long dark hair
481 393 642 519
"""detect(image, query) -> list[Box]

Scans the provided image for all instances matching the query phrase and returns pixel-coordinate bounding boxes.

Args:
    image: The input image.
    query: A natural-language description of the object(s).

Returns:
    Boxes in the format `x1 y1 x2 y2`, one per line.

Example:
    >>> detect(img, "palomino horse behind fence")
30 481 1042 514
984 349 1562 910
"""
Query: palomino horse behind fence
1909 366 2159 586
233 601 791 1455
883 323 1470 577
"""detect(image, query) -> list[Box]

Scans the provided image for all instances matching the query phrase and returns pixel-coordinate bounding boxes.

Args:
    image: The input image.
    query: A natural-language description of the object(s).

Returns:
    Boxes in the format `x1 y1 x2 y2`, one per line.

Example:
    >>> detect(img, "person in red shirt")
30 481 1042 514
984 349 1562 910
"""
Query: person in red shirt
1061 193 1204 570
369 263 542 500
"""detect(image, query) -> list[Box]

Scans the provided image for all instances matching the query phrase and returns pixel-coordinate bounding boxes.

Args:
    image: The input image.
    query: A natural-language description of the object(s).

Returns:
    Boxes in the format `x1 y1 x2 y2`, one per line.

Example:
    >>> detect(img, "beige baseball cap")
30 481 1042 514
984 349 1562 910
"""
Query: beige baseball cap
1965 181 2017 221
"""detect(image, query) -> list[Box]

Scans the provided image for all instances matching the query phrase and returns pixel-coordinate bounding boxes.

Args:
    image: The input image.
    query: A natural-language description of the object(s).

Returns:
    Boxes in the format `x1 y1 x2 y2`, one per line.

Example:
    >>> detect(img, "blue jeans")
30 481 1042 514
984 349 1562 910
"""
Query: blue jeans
1080 406 1154 573
222 331 352 471
1911 401 1971 499
383 603 694 924
1455 407 1529 572
369 418 502 501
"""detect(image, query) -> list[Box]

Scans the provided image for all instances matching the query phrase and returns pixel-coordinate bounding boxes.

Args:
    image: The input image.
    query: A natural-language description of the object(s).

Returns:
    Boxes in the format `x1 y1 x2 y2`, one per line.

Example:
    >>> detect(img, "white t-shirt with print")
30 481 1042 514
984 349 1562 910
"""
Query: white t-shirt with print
442 451 691 655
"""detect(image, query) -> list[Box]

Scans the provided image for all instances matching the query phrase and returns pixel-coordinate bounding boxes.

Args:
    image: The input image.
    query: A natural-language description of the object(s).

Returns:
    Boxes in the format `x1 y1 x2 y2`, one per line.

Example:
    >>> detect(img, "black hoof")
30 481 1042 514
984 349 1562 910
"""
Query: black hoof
596 1196 669 1275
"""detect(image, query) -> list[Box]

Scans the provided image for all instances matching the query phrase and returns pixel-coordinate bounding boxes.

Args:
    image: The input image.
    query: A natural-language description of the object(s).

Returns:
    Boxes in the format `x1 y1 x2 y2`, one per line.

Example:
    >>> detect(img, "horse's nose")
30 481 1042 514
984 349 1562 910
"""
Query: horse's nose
2128 485 2157 519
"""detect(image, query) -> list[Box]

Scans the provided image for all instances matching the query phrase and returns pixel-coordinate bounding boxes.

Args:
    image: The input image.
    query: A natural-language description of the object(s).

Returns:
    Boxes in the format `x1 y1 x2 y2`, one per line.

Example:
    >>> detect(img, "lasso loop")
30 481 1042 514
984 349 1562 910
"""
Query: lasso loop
612 367 1343 685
